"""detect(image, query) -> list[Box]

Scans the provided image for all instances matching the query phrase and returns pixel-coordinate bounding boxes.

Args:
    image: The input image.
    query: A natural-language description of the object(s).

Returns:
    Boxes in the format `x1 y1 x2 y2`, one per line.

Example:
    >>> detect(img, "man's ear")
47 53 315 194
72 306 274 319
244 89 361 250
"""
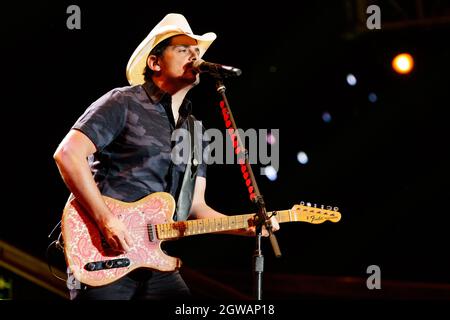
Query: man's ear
147 55 161 72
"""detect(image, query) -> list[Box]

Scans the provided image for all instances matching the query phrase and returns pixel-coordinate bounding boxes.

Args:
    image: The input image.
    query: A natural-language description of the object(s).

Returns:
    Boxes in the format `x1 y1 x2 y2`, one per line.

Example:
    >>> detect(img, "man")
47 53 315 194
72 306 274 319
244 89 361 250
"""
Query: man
54 13 279 300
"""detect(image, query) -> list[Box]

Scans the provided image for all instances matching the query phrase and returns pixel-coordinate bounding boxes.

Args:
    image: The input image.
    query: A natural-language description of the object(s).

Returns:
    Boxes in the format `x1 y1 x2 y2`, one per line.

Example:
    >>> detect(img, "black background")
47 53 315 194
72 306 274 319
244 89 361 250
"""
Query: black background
2 0 450 298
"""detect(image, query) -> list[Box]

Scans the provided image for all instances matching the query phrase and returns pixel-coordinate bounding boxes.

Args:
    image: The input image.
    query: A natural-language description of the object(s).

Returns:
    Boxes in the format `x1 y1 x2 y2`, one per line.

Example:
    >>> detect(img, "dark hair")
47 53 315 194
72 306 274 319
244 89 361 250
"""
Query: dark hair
143 37 173 82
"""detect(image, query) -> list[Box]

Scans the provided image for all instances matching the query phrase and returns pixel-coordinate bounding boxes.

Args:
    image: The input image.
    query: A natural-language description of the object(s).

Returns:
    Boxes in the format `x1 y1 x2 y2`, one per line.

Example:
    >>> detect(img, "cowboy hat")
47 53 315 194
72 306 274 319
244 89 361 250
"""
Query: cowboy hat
126 13 217 85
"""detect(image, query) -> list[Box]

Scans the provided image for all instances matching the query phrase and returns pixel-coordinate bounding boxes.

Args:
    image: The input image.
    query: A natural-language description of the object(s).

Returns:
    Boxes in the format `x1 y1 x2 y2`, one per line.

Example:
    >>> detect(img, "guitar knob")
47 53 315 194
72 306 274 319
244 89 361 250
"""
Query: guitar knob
105 260 114 269
86 263 96 271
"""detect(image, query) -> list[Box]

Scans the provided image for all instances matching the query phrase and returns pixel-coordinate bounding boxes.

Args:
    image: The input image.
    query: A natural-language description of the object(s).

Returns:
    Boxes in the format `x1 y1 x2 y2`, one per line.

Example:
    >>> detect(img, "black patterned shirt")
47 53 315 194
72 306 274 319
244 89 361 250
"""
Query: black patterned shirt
72 80 207 203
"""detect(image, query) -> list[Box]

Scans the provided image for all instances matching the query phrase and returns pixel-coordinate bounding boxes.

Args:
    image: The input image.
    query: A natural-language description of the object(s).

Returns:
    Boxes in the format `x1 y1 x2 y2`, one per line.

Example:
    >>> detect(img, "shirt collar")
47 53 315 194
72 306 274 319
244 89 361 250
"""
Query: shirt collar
142 80 193 118
142 79 167 105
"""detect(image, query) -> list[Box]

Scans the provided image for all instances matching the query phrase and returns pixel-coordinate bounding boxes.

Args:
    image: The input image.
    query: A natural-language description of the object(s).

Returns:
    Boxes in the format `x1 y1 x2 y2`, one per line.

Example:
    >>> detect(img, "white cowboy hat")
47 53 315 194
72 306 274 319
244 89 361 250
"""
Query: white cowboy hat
126 13 217 85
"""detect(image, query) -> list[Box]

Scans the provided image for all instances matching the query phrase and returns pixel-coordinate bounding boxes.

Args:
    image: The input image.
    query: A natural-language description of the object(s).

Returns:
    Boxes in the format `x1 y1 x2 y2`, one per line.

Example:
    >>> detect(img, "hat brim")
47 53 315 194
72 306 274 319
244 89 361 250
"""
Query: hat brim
126 30 216 85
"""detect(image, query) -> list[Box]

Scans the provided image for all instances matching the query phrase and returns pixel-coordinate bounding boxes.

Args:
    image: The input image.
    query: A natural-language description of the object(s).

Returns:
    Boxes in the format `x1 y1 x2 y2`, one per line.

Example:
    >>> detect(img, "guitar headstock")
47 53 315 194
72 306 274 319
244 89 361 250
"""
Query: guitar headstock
290 202 341 224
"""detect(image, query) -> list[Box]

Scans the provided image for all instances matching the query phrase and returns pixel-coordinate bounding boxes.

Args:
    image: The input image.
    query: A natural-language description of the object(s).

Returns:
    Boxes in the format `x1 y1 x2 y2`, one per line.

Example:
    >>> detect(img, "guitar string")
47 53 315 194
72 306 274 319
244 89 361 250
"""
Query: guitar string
112 212 290 231
95 211 319 231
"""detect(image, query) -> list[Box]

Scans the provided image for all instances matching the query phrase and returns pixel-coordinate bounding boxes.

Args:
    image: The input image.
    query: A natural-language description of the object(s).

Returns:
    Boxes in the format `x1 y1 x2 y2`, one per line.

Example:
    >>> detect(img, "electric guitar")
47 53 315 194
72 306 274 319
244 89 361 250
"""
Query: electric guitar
62 192 341 286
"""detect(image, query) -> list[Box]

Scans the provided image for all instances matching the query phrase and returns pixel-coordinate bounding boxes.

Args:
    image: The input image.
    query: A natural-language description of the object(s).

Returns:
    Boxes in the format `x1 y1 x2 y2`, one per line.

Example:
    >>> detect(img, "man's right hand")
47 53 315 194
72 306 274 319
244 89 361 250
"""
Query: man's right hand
99 215 134 253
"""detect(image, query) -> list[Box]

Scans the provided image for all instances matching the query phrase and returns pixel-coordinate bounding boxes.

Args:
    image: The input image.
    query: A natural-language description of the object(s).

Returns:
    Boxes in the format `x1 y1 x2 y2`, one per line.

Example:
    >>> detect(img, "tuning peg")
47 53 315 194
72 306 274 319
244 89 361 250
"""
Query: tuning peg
300 201 305 206
333 207 339 211
326 205 332 210
306 202 312 207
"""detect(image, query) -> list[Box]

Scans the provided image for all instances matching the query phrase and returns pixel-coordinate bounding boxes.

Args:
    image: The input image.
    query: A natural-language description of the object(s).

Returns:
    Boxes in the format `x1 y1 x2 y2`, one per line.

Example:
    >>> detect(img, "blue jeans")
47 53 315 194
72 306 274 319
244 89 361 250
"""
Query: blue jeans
70 269 191 300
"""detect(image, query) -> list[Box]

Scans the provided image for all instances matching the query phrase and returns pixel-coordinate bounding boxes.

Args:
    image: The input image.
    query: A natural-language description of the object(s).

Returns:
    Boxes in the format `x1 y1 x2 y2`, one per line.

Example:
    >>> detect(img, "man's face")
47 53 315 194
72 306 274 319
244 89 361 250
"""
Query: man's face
158 35 200 85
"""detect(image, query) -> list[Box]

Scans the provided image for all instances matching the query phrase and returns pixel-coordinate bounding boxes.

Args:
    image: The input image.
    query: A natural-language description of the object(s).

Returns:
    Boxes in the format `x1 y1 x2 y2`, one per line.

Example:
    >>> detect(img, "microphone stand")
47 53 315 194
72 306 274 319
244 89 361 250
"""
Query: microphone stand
212 76 282 300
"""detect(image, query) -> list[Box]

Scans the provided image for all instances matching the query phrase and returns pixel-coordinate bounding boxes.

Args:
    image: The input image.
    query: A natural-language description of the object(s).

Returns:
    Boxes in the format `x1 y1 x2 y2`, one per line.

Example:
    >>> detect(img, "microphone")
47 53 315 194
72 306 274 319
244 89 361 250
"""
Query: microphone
193 59 242 77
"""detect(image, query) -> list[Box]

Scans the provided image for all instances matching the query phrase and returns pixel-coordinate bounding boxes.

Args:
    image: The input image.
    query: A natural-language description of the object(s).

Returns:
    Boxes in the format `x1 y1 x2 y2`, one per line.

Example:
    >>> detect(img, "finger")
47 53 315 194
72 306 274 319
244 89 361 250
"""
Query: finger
124 232 134 248
117 236 130 253
107 236 121 252
270 217 280 231
109 233 126 253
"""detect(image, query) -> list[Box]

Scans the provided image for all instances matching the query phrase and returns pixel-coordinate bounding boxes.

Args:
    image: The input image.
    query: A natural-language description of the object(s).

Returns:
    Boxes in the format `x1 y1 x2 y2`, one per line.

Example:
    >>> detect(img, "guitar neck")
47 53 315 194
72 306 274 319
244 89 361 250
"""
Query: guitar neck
156 210 294 240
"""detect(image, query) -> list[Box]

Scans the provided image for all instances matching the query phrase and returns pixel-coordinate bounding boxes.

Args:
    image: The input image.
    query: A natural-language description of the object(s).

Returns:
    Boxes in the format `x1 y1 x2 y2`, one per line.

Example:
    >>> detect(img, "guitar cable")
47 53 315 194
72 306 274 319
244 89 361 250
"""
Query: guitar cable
46 220 67 282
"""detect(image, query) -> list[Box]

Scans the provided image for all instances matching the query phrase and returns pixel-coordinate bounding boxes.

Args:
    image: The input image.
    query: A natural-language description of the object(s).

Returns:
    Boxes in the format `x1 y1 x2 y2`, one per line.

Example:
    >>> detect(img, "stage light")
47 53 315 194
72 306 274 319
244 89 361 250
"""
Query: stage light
297 151 309 165
392 53 414 74
346 74 357 86
322 111 332 123
266 132 276 145
368 92 378 103
262 166 277 181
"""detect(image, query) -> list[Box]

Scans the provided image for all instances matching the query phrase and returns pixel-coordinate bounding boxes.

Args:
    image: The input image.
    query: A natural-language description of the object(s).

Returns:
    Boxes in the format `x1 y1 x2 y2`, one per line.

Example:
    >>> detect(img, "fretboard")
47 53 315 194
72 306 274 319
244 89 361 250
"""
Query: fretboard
156 210 298 240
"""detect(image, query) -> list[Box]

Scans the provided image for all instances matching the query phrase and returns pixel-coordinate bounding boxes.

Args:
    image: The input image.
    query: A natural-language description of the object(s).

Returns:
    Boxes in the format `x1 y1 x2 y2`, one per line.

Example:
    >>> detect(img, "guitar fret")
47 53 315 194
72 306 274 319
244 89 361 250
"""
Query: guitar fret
159 224 163 239
187 220 193 233
187 221 191 235
193 220 198 234
198 220 204 233
215 218 220 231
236 215 242 228
158 224 164 239
163 223 167 239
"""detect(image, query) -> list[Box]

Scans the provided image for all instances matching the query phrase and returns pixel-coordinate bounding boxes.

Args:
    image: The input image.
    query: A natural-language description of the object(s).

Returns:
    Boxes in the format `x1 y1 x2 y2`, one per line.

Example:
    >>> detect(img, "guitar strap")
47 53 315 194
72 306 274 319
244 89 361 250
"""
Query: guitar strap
172 114 199 221
141 83 199 221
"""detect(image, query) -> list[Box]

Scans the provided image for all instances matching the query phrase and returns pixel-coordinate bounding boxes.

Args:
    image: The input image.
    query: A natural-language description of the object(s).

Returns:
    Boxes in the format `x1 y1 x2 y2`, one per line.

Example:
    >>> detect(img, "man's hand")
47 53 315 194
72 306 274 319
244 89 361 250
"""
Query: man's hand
99 215 134 253
247 215 280 237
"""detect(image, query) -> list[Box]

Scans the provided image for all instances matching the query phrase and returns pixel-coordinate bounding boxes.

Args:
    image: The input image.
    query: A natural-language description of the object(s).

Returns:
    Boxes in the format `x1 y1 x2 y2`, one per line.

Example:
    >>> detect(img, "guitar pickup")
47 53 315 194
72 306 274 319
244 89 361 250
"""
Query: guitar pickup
147 224 157 242
84 258 130 271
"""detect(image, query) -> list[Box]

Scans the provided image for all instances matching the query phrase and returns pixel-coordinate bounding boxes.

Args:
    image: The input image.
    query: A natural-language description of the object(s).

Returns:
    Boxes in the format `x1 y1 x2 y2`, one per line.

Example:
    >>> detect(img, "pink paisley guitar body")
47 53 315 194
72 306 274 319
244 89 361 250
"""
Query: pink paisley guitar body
62 192 179 287
62 192 341 287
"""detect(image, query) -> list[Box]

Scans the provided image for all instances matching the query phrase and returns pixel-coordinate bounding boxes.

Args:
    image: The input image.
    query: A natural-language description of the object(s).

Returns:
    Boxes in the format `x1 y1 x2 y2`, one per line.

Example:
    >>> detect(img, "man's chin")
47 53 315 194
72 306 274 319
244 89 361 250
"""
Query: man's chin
184 73 200 87
192 74 200 87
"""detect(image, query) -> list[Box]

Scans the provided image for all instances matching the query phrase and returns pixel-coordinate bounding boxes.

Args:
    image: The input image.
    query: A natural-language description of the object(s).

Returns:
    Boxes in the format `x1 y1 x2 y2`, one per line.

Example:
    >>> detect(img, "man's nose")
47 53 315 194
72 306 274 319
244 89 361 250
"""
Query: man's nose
189 47 200 60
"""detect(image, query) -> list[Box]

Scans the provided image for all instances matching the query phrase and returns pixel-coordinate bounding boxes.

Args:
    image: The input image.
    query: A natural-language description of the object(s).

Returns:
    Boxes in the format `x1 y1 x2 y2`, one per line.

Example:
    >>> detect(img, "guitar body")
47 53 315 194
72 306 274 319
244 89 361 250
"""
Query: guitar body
62 192 180 287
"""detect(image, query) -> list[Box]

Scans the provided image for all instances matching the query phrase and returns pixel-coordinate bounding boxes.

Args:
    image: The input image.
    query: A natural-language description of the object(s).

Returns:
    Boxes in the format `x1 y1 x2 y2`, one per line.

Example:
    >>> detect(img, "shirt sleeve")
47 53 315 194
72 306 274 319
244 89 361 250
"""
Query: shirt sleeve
72 89 128 152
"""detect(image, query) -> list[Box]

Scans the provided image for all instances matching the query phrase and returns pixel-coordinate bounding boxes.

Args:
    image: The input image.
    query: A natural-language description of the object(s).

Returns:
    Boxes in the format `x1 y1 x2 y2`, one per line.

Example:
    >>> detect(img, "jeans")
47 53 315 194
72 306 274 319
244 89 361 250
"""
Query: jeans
70 269 191 300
